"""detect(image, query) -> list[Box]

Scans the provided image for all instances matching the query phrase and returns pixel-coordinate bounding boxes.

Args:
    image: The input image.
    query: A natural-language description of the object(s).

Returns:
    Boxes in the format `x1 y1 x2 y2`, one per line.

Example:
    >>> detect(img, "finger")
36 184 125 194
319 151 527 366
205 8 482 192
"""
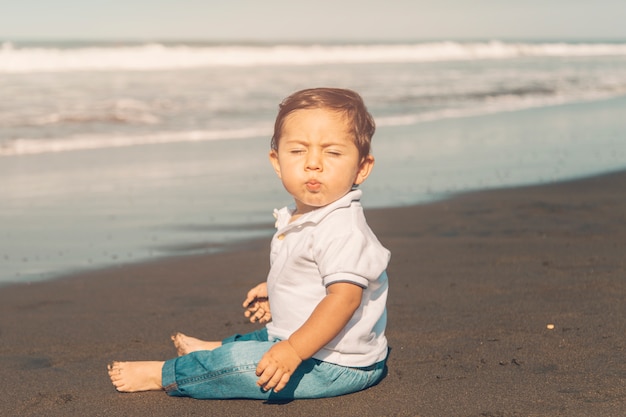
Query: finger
243 291 258 308
263 369 287 391
256 364 277 387
273 373 292 393
255 358 268 377
245 301 259 313
242 297 254 308
244 302 260 317
248 308 263 322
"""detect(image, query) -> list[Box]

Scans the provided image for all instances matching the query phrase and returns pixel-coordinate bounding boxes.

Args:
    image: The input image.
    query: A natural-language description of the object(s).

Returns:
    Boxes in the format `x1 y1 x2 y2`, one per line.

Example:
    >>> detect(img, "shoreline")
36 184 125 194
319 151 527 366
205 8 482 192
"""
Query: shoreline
3 165 624 290
1 169 625 416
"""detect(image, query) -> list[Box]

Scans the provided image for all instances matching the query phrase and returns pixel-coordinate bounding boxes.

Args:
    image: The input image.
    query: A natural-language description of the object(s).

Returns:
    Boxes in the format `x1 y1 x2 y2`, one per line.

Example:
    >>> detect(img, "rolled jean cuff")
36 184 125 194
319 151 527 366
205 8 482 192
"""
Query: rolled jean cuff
162 357 180 396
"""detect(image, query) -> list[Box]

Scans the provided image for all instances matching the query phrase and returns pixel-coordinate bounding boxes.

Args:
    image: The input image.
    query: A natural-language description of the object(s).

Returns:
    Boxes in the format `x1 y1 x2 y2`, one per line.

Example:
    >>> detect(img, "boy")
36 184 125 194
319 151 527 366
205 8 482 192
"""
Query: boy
108 87 390 400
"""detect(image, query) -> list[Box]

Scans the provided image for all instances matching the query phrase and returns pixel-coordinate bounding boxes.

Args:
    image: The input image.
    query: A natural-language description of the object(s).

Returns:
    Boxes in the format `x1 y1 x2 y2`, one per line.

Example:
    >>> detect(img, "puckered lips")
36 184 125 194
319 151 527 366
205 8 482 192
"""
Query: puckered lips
305 179 321 192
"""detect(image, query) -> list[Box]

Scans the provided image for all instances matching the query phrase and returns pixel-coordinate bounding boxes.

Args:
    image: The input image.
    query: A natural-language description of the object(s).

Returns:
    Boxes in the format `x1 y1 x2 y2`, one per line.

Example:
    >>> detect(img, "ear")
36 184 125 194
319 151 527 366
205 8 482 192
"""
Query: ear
354 155 375 185
269 150 282 179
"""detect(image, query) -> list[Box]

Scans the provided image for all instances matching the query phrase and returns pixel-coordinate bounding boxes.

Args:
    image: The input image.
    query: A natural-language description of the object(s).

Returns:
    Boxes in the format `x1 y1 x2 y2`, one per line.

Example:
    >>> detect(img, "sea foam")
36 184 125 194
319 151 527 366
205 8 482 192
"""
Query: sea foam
3 41 626 73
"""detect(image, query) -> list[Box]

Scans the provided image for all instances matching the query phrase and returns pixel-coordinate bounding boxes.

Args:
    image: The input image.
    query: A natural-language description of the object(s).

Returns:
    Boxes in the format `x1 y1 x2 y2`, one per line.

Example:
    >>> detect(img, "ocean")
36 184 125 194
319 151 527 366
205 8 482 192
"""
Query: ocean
1 40 626 284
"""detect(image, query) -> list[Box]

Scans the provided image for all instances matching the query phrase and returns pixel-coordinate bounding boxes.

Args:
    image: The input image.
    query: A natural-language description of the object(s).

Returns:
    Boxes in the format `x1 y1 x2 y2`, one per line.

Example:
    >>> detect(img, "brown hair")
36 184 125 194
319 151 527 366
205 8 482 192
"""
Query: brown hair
271 88 376 160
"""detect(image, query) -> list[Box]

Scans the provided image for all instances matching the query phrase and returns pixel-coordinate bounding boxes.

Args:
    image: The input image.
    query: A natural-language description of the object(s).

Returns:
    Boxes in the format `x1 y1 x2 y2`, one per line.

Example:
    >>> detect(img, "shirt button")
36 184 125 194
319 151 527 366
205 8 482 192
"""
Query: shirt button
277 234 285 240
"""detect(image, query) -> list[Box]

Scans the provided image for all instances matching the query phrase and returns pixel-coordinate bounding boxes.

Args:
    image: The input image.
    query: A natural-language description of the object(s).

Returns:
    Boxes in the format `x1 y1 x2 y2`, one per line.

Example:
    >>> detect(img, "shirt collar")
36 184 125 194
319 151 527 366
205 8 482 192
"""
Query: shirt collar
273 189 362 232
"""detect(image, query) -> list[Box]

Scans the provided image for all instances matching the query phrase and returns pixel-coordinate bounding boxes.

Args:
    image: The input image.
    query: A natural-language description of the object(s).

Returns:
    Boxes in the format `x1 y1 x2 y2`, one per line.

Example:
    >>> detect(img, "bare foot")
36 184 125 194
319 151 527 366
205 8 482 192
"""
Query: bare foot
171 332 222 356
107 361 164 392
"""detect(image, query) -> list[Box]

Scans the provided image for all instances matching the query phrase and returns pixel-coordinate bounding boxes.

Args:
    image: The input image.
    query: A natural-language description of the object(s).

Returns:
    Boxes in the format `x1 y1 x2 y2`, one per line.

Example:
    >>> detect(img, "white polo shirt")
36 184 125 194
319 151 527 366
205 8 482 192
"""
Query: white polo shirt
265 189 390 367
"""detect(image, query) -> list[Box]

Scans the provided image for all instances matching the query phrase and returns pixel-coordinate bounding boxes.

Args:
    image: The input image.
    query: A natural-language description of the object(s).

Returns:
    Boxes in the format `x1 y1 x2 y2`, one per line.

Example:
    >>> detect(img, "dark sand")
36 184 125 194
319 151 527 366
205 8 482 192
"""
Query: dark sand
1 171 625 417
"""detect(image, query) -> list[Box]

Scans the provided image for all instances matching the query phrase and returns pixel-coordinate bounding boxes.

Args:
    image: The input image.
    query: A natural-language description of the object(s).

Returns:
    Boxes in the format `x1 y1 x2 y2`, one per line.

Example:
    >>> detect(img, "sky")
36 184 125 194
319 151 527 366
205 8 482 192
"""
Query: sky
2 0 626 42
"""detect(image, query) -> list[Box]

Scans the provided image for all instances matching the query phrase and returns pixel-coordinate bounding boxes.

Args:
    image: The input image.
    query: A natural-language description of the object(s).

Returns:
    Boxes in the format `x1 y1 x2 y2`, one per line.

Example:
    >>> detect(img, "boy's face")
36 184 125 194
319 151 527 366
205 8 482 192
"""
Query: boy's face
269 108 374 216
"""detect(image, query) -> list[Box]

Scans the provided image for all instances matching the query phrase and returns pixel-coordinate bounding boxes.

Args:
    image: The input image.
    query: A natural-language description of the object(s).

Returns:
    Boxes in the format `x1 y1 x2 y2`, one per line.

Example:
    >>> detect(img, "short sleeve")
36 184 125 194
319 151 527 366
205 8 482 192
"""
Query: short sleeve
314 211 390 288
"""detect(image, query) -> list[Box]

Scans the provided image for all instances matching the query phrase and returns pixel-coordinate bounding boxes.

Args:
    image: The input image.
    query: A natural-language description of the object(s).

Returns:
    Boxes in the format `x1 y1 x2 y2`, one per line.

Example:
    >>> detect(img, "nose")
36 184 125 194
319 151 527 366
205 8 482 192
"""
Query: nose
305 150 322 171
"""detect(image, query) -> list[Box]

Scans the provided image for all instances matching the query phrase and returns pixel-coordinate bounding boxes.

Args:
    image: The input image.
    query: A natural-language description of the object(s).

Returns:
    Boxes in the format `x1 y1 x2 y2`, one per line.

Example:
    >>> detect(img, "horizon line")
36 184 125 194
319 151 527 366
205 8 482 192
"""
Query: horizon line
3 36 626 45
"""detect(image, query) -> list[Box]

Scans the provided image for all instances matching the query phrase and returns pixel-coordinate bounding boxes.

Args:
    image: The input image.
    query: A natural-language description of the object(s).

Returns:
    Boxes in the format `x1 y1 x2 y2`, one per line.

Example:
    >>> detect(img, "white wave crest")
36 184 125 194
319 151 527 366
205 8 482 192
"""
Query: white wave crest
2 41 626 73
0 126 272 156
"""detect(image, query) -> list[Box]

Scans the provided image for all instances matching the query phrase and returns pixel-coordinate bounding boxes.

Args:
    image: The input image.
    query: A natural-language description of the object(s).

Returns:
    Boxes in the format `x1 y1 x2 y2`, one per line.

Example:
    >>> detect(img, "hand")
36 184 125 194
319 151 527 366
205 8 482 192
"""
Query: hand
243 282 271 323
255 340 302 393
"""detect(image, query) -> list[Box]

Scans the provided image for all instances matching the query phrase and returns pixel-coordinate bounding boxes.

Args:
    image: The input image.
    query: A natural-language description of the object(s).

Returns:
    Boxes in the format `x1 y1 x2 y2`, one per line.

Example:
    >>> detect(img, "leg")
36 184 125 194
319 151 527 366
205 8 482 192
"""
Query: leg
108 330 269 396
162 340 387 400
171 332 222 356
162 341 273 399
108 361 164 392
171 328 270 356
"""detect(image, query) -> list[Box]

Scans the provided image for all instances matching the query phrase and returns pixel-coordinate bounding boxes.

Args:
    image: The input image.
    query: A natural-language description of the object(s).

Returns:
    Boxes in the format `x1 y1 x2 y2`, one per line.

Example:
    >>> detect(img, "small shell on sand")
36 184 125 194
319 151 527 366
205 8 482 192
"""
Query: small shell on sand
546 323 555 330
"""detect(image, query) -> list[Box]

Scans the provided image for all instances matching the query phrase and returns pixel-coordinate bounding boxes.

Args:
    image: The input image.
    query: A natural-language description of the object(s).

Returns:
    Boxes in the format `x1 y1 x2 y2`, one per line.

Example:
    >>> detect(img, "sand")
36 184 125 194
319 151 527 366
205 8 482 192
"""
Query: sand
1 170 625 417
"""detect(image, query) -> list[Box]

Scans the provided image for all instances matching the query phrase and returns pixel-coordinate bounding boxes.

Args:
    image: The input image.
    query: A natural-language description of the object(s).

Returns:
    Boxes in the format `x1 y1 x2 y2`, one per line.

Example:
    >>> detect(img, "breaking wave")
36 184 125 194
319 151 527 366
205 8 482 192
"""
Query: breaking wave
3 40 626 73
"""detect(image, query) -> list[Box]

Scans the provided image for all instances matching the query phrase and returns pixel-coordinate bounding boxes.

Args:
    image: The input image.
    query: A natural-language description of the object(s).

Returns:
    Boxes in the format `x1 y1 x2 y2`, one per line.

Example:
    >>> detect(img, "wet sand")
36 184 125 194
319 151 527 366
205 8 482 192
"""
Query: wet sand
1 170 625 417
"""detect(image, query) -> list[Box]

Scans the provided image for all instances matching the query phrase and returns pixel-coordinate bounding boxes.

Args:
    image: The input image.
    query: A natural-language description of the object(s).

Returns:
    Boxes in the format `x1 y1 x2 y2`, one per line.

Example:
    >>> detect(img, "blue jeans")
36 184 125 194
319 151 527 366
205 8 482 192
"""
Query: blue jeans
162 328 387 400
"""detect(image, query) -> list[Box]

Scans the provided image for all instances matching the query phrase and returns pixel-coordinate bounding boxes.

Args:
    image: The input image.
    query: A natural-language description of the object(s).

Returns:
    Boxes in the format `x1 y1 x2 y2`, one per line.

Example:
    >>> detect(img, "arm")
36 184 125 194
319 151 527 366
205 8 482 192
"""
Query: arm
255 282 363 392
242 282 271 324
